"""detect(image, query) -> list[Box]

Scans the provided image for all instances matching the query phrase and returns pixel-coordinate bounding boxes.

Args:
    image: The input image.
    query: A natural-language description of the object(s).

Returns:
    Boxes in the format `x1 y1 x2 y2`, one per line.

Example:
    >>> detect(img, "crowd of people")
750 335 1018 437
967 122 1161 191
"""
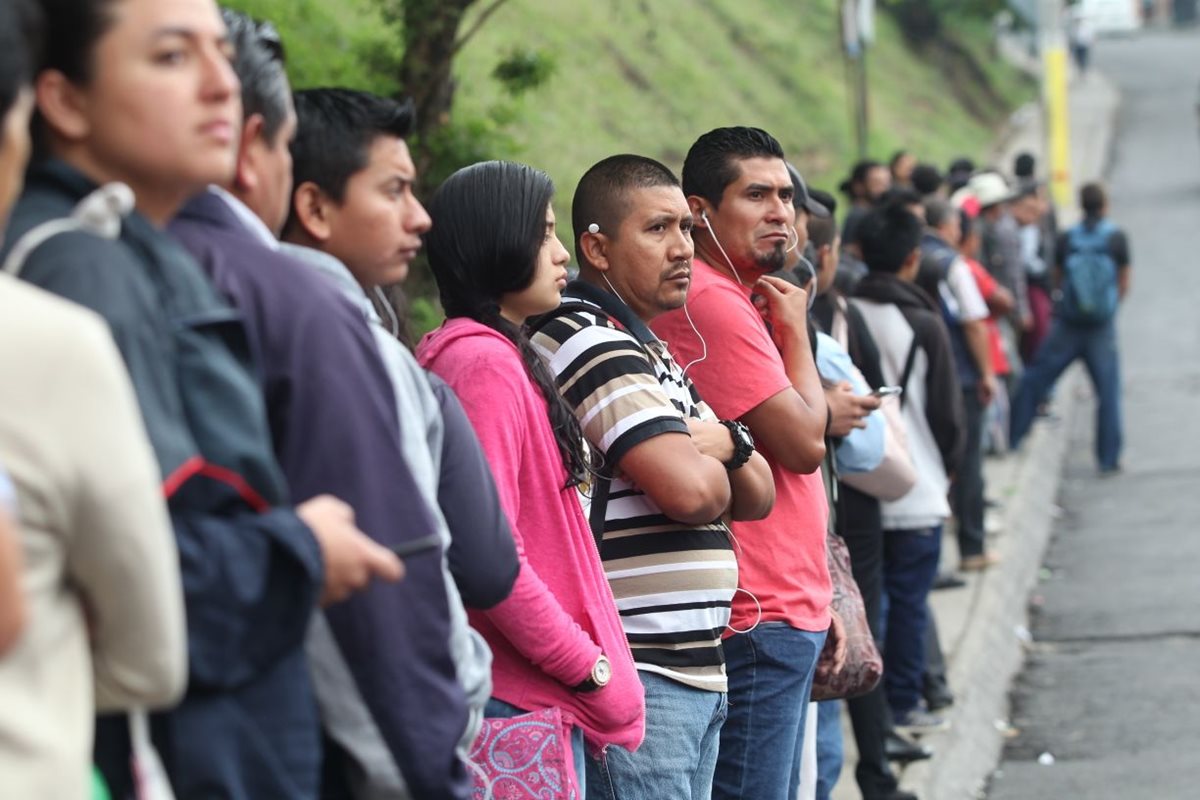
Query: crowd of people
0 1 1132 800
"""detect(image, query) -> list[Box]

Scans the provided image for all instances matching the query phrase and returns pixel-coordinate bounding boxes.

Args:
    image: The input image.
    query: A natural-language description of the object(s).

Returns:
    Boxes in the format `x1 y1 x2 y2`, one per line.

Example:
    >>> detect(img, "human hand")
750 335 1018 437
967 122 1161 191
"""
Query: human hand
824 381 881 438
828 607 848 673
686 417 735 463
299 495 405 607
977 374 998 407
752 274 809 348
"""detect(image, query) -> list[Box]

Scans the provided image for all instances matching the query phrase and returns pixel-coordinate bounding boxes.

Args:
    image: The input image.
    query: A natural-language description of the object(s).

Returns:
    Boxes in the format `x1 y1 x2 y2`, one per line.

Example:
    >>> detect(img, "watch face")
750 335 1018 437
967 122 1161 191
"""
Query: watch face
594 656 613 685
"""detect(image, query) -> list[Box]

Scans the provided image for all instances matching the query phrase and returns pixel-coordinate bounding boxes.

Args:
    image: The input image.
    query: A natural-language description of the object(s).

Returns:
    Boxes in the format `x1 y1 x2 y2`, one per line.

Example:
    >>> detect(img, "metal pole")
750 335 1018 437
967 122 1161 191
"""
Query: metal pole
857 49 870 158
1039 0 1072 210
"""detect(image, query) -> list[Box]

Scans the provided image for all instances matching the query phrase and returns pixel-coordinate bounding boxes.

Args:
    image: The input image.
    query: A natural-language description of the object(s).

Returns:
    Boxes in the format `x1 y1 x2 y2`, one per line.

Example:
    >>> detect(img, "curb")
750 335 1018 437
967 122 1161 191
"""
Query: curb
896 74 1122 800
899 367 1086 800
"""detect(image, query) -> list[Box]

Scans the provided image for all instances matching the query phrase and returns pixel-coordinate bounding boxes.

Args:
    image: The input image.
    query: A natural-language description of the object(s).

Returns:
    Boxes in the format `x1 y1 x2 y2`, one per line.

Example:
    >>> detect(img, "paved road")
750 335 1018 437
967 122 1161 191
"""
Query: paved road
989 26 1200 800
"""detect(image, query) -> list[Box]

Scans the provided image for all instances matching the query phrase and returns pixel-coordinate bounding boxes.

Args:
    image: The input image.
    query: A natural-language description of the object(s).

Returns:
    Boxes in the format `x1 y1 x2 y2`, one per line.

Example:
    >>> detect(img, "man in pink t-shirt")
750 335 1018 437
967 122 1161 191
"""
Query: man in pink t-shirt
650 126 838 800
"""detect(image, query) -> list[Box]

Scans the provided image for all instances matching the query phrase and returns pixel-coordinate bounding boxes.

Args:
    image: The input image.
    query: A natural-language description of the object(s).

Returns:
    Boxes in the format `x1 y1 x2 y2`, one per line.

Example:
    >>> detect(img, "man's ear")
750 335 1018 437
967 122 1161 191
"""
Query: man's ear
233 114 266 195
687 196 710 228
579 230 610 273
291 181 332 243
34 70 89 144
899 247 921 279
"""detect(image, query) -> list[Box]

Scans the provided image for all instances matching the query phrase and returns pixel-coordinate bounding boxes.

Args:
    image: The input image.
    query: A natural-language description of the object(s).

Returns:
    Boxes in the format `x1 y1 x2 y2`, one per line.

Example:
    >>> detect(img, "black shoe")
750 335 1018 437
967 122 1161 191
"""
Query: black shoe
885 731 934 763
865 791 918 800
923 680 955 712
932 571 966 590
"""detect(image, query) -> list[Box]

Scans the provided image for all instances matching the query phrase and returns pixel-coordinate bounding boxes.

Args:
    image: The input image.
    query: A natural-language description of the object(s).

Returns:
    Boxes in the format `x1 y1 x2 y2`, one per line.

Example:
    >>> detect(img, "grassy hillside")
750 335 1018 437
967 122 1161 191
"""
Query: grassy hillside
225 0 1033 327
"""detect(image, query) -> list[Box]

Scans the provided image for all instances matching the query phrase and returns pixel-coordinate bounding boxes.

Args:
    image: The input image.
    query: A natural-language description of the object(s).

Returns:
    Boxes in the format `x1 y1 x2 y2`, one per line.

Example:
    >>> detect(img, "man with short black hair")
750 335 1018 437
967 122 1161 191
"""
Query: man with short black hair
531 153 775 800
651 127 836 800
920 198 997 571
851 203 965 737
1011 182 1130 472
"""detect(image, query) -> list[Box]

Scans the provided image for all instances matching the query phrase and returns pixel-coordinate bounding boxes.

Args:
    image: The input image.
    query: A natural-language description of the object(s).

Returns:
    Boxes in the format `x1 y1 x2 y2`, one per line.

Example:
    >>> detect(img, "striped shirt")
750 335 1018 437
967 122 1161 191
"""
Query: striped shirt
531 282 737 692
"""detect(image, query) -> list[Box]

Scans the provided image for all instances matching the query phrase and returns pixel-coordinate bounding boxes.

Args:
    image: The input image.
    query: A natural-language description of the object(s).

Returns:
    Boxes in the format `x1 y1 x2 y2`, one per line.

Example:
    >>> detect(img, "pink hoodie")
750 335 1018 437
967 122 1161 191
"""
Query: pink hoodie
417 318 644 754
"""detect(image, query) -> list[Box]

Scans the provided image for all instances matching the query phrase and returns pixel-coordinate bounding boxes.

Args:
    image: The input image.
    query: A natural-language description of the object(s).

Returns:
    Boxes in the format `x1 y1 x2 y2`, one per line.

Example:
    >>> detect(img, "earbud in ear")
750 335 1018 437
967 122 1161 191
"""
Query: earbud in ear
587 223 600 234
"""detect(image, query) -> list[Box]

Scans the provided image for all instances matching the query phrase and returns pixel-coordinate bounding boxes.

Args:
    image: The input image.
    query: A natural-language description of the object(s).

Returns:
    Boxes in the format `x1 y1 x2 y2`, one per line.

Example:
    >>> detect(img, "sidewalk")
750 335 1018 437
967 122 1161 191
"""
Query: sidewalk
831 67 1122 800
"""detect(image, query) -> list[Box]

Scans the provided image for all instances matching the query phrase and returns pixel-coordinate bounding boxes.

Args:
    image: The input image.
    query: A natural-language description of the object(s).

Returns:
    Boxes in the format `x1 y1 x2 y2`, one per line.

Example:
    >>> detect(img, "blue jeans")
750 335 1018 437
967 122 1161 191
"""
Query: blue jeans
1011 317 1122 469
483 698 586 796
587 671 727 800
882 527 942 718
816 700 844 800
712 623 828 800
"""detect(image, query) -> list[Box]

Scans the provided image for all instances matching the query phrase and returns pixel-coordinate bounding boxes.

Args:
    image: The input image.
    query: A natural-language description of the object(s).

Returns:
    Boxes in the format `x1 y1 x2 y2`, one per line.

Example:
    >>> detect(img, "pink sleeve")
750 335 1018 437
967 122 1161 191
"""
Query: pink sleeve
679 283 792 421
448 351 601 687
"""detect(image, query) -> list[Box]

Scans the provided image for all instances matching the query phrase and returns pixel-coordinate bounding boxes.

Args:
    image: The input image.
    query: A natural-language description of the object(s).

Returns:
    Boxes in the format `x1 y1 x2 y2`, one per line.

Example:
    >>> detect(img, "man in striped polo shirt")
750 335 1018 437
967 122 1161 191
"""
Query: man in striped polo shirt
530 155 775 800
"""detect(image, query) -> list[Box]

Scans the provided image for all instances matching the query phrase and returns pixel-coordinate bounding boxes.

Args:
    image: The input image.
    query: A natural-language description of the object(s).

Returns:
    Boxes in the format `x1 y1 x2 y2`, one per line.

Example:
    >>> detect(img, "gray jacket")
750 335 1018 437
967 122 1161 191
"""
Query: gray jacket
283 244 501 798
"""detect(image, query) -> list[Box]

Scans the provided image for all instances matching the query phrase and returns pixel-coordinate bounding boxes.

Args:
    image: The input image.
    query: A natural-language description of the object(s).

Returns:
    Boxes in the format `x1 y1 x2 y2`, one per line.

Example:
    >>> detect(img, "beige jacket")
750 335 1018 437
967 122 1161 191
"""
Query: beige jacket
0 277 186 799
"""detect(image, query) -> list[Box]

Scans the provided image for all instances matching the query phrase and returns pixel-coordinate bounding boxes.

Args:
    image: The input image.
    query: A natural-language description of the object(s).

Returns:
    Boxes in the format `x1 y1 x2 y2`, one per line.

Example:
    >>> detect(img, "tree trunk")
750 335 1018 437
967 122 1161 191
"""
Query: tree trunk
396 0 476 173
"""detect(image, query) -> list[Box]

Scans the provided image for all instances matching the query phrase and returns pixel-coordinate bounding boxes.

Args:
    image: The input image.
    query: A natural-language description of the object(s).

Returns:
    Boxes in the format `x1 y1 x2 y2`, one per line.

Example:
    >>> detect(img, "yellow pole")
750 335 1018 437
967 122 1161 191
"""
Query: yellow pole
1043 43 1072 210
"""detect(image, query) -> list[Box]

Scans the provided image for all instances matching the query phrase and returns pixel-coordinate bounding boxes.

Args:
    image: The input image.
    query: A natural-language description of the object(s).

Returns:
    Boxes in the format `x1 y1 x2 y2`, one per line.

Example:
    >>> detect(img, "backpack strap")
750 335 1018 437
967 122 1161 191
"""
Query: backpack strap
1 183 134 277
898 337 920 410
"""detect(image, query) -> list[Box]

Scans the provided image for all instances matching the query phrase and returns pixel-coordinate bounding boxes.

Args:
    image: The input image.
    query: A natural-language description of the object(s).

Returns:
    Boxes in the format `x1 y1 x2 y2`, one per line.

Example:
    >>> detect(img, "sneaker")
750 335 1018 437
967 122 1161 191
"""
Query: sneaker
960 552 1001 572
893 708 951 737
884 730 934 763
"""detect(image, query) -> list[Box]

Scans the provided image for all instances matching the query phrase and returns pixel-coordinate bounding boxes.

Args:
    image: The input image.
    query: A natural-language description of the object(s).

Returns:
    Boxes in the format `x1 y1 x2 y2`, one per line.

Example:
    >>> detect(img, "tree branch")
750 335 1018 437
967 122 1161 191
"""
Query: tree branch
453 0 511 55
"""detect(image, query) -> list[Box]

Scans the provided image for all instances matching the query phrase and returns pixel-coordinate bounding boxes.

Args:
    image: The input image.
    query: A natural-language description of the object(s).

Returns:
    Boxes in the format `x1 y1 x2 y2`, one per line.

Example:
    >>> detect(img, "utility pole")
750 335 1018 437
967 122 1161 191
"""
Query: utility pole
841 0 875 159
1038 0 1072 210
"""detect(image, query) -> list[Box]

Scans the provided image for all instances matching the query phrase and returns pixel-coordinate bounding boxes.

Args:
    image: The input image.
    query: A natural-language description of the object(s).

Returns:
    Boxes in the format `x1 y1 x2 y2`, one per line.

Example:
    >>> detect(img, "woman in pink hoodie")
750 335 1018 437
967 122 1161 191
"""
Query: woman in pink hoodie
416 161 644 791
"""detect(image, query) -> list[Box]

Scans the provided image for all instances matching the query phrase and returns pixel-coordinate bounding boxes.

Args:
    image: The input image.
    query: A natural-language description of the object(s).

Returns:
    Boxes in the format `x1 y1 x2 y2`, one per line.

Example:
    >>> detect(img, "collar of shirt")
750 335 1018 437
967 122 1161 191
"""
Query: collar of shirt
208 185 279 251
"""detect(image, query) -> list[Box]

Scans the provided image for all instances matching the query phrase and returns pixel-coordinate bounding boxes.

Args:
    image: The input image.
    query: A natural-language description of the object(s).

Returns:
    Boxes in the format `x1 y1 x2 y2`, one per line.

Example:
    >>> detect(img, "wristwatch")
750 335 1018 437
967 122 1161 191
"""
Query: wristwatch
573 654 613 693
718 419 755 471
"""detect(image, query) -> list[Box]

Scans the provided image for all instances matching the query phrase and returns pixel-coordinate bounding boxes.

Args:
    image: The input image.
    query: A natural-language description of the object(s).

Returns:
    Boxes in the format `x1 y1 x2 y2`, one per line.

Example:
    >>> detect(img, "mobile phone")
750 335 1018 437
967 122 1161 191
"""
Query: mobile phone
871 386 903 398
388 533 443 559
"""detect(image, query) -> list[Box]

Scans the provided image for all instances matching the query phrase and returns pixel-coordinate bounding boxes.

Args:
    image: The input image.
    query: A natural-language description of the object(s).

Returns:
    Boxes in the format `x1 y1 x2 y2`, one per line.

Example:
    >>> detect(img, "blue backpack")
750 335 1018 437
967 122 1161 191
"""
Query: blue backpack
1061 220 1118 324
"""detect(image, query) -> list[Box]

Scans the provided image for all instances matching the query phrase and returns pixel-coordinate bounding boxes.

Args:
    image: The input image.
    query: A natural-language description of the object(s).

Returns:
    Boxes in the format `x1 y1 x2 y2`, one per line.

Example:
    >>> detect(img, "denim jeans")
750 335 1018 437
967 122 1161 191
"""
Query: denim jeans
1011 317 1122 469
815 700 844 800
882 527 942 717
483 698 586 796
587 671 726 800
712 623 828 800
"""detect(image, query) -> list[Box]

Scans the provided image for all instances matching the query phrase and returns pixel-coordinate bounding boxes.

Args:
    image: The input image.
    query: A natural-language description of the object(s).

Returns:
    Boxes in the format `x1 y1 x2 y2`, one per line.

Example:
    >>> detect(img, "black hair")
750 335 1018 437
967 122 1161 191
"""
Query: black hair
221 8 291 142
31 0 119 158
838 159 884 200
425 161 593 487
1080 182 1106 219
806 188 838 250
1013 151 1036 179
924 198 956 230
572 154 679 267
857 202 923 275
878 186 923 210
959 209 975 241
682 126 785 209
289 88 414 212
0 0 42 121
946 156 975 193
910 163 943 196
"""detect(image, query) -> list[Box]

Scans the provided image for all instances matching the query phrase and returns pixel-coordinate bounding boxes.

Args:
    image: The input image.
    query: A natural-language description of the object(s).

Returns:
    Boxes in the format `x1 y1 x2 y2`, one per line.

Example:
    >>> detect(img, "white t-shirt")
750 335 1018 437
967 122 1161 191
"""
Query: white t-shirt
940 256 989 323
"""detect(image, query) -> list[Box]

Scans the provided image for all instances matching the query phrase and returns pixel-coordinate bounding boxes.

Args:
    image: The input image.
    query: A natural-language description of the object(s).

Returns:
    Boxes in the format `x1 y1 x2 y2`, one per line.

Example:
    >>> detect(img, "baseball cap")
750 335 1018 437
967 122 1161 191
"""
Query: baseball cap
786 162 831 219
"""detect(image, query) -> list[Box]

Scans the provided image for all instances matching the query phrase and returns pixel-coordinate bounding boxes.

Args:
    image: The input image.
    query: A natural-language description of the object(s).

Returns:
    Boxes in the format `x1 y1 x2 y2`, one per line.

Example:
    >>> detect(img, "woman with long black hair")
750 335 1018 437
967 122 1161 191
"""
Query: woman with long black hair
416 161 644 793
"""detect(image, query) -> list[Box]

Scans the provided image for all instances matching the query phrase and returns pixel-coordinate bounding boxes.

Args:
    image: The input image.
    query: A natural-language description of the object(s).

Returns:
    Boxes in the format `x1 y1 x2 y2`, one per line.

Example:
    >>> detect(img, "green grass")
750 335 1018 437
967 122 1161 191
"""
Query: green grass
224 0 1035 330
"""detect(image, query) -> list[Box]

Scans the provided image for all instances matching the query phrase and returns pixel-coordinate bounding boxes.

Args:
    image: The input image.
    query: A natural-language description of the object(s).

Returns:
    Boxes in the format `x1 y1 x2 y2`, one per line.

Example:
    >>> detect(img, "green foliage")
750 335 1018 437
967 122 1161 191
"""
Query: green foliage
492 48 558 97
219 0 1034 322
221 0 401 94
